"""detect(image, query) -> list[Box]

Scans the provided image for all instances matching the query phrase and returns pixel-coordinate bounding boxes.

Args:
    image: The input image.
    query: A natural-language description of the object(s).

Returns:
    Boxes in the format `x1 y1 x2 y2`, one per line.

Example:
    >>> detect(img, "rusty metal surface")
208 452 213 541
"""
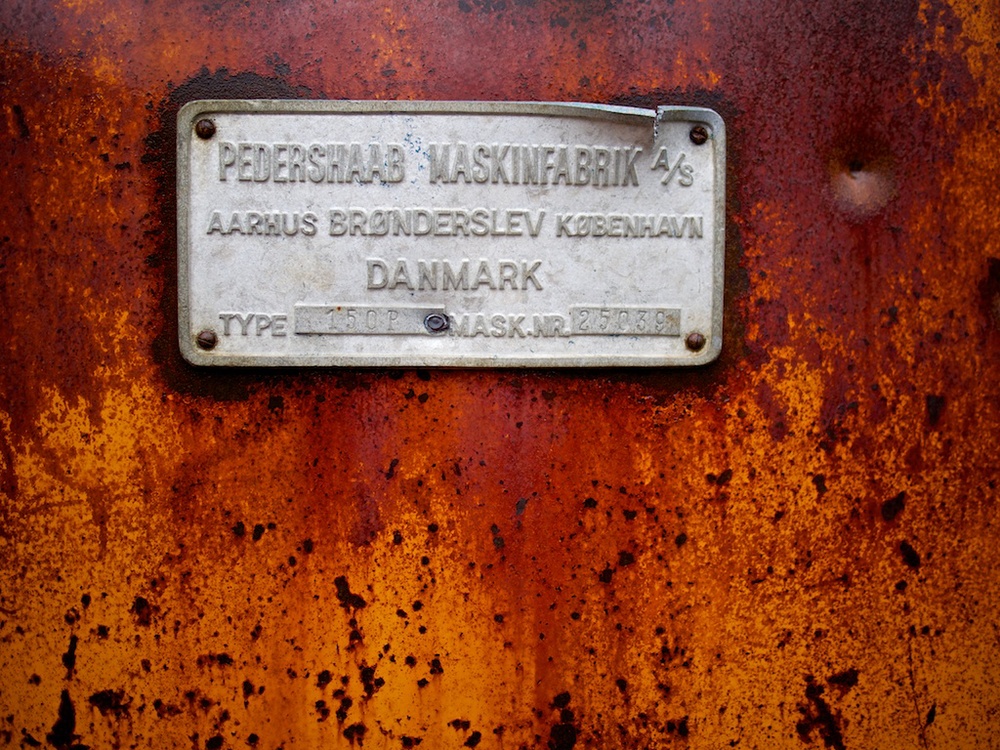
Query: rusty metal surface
0 1 998 748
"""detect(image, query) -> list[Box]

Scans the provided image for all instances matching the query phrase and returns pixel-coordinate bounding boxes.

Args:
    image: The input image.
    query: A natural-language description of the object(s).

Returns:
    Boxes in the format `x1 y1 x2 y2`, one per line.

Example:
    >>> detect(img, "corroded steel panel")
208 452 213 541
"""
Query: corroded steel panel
0 1 998 749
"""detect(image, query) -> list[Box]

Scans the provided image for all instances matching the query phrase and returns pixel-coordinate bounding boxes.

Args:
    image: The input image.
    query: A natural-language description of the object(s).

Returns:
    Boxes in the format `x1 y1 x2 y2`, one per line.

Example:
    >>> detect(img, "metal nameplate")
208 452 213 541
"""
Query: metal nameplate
177 101 725 367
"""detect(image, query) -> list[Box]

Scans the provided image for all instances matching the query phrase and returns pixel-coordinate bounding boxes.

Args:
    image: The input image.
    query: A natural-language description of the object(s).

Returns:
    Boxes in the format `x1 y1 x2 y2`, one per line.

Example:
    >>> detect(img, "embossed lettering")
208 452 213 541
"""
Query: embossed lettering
231 313 254 335
442 260 469 290
219 142 237 180
365 258 543 291
621 147 641 186
428 143 450 184
207 211 226 234
329 208 545 238
444 313 579 338
498 261 518 290
207 211 318 236
555 213 703 238
272 144 289 182
521 261 542 290
218 312 287 336
491 144 509 183
473 260 496 290
218 142 405 184
390 259 415 290
508 315 527 337
651 147 695 187
418 260 438 290
574 146 592 185
426 143 643 187
367 259 388 289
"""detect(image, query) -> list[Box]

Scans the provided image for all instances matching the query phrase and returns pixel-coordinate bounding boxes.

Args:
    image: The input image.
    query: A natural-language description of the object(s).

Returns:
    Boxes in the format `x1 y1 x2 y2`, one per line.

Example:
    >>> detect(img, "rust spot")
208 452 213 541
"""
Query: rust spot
130 596 155 626
881 492 906 522
827 668 859 691
335 697 352 722
12 104 30 138
358 663 382 697
796 676 845 750
981 258 1000 329
60 636 78 678
46 690 77 749
925 395 946 427
385 458 399 479
899 540 922 569
88 689 130 716
343 722 366 744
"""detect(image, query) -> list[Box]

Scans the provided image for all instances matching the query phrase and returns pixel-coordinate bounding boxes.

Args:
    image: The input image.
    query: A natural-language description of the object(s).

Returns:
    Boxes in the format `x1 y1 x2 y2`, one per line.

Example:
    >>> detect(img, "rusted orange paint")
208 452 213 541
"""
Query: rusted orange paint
1 1 999 748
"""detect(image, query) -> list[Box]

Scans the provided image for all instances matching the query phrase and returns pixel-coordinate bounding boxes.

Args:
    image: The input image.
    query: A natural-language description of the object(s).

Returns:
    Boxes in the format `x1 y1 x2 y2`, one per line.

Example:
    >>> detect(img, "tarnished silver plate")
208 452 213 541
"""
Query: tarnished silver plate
177 101 725 367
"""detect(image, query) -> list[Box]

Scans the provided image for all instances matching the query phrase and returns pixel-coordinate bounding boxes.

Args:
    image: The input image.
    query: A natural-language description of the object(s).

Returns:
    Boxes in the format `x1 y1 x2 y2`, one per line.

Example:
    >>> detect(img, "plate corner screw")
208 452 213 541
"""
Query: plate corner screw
196 329 218 350
195 119 216 139
685 332 707 351
689 125 709 145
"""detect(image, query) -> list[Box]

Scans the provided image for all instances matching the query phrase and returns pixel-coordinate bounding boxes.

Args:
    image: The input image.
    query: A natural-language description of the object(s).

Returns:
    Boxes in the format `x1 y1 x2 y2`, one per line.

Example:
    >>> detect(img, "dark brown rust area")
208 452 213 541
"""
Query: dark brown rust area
144 67 319 401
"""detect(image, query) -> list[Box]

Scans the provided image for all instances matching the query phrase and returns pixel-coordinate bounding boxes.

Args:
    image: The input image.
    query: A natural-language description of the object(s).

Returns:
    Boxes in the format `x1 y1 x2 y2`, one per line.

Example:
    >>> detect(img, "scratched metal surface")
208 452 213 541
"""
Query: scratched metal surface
0 1 998 749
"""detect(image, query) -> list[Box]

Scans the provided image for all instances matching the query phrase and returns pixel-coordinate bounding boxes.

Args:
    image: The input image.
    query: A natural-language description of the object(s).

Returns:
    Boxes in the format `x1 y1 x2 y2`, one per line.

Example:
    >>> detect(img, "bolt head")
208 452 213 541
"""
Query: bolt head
685 332 707 352
424 313 450 333
689 125 709 145
195 119 216 139
196 330 218 350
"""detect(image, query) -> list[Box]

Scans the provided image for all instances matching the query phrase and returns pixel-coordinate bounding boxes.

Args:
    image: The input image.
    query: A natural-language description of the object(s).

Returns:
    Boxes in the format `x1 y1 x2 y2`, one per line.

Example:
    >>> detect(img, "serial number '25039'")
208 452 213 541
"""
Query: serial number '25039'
571 307 680 336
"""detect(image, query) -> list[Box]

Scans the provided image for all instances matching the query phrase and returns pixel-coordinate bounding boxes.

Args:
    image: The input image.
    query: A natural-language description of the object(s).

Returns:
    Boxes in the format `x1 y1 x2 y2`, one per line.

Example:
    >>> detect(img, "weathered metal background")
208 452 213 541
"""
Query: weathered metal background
1 1 998 748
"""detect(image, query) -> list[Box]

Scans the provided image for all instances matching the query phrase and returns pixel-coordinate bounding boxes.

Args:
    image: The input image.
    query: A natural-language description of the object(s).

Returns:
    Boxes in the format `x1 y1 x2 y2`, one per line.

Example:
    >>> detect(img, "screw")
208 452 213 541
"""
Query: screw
689 125 709 145
195 119 216 139
196 330 218 350
685 332 706 351
424 313 450 333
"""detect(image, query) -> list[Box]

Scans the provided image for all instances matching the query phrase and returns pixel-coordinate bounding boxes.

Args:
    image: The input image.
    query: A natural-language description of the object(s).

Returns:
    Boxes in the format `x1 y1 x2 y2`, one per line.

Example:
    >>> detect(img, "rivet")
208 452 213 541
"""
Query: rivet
685 332 706 351
196 330 218 350
689 125 709 145
195 119 216 139
424 313 450 333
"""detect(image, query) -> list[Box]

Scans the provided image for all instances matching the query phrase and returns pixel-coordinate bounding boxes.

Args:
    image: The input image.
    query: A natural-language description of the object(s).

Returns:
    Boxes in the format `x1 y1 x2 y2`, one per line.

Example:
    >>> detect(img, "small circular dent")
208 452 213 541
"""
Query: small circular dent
828 142 896 221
